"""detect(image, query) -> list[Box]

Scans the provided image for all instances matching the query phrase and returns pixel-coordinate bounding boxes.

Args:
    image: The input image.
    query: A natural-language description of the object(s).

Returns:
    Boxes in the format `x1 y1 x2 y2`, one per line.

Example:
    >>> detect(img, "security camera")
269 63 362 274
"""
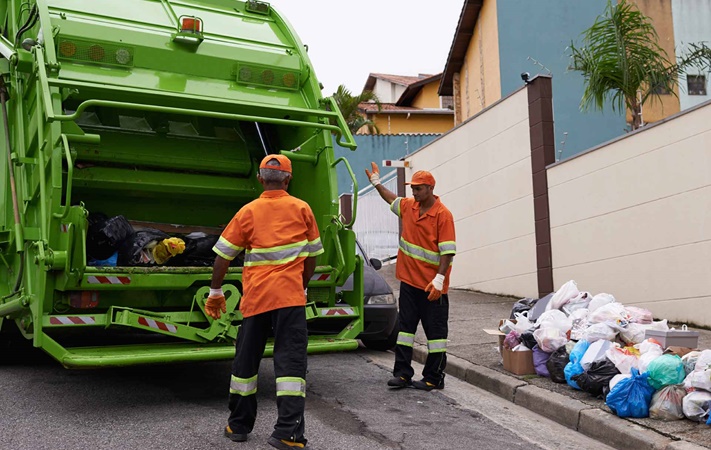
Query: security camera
521 72 531 84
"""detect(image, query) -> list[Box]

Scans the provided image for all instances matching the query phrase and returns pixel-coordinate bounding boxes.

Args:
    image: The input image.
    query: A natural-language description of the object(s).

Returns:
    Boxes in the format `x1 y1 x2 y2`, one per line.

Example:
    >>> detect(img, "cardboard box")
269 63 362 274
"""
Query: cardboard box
502 347 537 375
483 319 536 376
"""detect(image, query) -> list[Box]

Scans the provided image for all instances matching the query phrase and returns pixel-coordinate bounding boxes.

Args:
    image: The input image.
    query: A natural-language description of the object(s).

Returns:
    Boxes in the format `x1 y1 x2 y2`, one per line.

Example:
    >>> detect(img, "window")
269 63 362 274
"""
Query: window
687 75 707 96
652 84 670 95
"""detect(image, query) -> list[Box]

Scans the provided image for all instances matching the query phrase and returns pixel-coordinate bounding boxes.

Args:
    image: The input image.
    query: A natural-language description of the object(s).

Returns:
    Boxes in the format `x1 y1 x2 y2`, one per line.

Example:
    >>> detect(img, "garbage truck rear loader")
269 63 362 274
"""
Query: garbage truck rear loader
0 0 363 367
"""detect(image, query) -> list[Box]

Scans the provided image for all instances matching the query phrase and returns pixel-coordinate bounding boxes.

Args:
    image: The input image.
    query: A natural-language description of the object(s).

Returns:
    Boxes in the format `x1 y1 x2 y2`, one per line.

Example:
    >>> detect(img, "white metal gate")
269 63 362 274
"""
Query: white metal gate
352 171 399 262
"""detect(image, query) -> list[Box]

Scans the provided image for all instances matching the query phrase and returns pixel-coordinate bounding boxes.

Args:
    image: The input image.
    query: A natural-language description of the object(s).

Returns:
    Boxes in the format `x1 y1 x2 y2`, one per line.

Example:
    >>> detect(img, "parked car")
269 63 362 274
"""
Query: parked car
310 240 398 351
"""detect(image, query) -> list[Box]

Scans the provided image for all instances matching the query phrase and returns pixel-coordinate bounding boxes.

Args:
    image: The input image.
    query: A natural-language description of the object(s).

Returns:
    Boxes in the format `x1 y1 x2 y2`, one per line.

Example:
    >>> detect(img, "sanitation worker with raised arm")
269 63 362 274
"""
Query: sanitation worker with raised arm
365 162 456 391
206 154 323 450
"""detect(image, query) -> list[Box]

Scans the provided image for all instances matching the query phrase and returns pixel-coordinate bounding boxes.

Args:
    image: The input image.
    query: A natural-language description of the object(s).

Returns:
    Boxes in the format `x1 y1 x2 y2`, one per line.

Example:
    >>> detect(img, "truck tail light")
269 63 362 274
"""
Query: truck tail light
69 291 99 309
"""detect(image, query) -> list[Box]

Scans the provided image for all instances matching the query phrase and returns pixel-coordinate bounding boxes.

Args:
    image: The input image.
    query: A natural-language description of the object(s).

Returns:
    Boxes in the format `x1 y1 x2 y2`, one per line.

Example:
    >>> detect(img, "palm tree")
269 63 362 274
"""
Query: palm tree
332 85 381 134
569 0 711 130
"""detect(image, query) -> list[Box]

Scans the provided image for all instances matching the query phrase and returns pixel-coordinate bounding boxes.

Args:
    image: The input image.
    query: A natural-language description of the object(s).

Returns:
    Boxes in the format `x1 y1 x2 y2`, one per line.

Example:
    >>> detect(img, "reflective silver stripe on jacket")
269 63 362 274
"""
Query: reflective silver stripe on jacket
230 374 258 396
428 339 448 353
399 237 440 266
305 237 324 256
276 377 306 397
213 236 244 261
396 332 415 347
438 241 457 255
390 198 402 217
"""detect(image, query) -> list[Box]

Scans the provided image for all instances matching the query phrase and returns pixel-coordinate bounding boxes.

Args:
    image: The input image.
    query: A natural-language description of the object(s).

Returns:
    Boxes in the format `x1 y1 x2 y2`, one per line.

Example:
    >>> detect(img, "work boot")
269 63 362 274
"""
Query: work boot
412 379 444 391
224 426 249 442
267 436 310 449
387 376 412 388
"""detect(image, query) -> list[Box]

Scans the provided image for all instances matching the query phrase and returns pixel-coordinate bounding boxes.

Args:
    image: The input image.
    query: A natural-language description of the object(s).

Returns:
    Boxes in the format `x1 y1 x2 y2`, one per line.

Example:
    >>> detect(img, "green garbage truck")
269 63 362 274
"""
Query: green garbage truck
0 0 364 367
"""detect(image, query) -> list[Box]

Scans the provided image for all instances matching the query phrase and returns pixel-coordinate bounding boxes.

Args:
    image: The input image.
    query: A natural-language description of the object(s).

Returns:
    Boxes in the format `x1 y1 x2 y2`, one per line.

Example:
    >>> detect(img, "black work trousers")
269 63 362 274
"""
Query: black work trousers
228 306 308 443
393 281 449 385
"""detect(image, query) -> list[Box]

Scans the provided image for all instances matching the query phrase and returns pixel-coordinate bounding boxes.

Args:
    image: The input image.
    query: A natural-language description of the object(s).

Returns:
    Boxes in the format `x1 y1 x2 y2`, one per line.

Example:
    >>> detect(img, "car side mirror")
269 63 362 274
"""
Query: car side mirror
369 258 382 271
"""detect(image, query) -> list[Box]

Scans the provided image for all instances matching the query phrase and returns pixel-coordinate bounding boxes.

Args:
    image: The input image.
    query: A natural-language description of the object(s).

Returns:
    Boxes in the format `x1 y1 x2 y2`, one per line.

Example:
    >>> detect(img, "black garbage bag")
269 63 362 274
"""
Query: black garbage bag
520 331 537 350
87 213 135 260
547 346 570 384
572 357 620 397
118 229 169 266
168 232 219 267
510 297 538 319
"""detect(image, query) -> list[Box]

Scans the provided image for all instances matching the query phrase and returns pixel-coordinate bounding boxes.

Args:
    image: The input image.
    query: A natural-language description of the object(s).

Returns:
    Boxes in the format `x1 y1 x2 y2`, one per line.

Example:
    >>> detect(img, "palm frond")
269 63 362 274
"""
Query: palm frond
332 85 381 134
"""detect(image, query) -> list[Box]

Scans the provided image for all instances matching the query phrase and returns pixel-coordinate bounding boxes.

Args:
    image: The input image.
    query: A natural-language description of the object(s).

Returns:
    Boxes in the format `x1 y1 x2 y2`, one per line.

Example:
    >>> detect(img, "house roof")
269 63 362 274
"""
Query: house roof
395 73 443 106
358 102 453 115
439 0 484 96
362 73 433 93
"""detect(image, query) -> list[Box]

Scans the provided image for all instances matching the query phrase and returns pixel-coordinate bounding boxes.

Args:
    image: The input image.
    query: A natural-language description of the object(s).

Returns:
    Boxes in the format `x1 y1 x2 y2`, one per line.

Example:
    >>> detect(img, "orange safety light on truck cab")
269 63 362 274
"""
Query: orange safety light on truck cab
181 17 202 33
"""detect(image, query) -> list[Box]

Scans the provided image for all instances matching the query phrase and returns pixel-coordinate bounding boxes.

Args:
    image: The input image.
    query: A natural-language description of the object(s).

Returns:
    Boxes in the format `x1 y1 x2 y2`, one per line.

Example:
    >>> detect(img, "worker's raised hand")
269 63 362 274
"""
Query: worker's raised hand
365 162 381 187
425 274 445 301
205 290 227 319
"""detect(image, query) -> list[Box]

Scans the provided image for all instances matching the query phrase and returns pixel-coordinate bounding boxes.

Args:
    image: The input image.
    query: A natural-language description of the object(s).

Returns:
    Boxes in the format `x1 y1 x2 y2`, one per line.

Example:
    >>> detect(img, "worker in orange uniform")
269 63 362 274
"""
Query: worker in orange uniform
206 154 323 450
365 162 456 391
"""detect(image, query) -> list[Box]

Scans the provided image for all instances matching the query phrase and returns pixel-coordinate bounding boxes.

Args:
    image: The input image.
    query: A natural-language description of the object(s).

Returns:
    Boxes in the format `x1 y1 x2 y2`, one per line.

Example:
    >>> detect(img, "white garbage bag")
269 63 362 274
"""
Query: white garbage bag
580 340 612 370
583 322 617 343
682 390 711 422
546 280 579 311
536 309 572 333
588 293 616 312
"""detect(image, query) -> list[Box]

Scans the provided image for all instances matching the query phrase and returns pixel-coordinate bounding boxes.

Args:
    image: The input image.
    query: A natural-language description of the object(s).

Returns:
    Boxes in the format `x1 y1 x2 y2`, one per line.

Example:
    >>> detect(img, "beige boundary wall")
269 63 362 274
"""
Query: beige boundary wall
403 88 539 298
548 101 711 326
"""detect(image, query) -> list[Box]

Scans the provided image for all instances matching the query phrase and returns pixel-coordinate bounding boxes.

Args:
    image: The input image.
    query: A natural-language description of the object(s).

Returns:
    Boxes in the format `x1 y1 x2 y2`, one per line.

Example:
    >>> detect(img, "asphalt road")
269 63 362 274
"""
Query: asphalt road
0 347 611 450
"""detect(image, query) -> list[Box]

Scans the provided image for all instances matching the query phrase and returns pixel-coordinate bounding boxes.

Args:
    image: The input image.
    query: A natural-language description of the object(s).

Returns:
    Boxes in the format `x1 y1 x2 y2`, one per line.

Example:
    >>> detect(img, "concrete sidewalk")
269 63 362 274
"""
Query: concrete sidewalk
379 264 711 450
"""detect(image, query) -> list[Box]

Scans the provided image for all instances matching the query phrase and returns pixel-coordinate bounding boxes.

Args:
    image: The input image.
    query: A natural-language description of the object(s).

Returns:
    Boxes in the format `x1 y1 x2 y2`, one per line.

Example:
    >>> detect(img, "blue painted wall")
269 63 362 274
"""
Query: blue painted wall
332 134 439 195
497 0 627 159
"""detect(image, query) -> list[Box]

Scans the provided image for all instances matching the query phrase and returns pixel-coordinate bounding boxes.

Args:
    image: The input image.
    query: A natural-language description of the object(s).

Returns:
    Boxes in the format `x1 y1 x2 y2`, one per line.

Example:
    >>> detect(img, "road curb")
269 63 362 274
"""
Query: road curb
514 384 592 430
578 409 672 450
411 344 703 450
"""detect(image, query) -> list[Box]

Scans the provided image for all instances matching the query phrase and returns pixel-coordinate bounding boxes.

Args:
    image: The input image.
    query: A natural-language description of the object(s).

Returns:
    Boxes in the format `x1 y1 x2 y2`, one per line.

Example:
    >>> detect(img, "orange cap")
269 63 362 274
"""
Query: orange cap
405 170 436 186
259 154 292 174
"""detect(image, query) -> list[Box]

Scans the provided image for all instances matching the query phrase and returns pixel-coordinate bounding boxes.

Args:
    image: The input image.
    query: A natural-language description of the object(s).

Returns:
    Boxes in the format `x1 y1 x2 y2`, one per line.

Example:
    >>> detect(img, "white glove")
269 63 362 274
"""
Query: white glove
365 162 381 187
431 274 444 291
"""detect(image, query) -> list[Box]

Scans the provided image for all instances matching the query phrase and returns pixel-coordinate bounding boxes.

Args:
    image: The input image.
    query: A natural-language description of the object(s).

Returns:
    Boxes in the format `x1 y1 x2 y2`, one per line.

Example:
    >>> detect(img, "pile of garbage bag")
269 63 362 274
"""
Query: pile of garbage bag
501 279 711 424
86 213 233 267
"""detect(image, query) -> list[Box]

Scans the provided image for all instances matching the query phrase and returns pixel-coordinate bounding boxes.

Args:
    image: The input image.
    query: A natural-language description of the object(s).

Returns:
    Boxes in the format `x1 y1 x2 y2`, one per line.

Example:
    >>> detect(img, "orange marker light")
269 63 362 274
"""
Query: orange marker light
181 17 202 33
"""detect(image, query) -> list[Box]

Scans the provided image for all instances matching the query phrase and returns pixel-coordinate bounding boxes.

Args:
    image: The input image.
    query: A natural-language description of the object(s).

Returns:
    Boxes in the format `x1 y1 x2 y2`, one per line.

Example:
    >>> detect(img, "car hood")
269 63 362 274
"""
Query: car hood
336 264 393 296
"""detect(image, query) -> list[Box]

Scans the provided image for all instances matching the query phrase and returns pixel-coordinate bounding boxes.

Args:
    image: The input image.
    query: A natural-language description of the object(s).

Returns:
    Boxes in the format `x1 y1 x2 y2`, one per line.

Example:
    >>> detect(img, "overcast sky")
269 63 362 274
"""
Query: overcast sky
272 1 464 96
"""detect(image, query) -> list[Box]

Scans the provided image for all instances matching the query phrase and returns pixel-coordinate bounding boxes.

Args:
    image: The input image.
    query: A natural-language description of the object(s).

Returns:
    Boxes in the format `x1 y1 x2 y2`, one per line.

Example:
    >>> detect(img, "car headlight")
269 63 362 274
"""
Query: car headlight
366 294 396 305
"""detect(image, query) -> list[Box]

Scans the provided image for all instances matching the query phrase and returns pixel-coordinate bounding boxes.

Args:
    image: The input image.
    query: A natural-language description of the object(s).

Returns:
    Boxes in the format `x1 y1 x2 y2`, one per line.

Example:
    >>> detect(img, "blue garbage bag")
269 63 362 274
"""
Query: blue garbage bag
564 340 590 390
88 251 118 267
605 368 656 418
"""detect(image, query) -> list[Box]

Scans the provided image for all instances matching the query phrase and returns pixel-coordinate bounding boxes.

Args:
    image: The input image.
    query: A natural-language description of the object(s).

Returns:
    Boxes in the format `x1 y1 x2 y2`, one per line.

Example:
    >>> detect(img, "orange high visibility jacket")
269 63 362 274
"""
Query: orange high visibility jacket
212 190 324 317
390 196 456 293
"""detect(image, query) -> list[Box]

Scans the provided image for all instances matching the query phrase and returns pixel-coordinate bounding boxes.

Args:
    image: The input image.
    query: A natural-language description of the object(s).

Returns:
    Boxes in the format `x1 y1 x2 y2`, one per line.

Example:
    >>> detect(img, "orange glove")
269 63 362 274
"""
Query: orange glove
205 288 226 319
364 162 381 187
424 274 445 301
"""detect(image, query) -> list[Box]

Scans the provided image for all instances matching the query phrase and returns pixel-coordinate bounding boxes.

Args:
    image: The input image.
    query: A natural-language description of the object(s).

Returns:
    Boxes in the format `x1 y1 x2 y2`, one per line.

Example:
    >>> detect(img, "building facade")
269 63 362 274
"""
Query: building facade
358 73 455 135
440 0 710 159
